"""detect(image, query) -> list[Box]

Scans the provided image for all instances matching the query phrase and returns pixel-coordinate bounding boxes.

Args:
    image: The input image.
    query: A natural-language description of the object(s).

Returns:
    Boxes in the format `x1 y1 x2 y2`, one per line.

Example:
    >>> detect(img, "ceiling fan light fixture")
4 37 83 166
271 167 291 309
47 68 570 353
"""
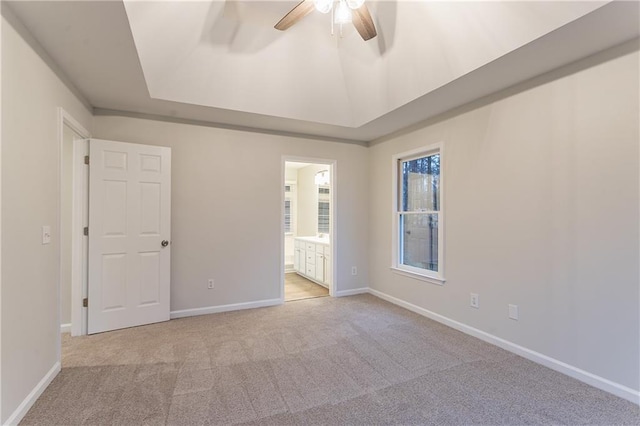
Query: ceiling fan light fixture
334 0 352 24
346 0 365 10
314 0 333 14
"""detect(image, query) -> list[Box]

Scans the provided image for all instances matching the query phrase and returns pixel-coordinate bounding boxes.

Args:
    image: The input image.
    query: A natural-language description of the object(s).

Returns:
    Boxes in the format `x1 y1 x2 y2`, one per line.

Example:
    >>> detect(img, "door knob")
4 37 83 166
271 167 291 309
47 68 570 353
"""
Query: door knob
161 240 169 247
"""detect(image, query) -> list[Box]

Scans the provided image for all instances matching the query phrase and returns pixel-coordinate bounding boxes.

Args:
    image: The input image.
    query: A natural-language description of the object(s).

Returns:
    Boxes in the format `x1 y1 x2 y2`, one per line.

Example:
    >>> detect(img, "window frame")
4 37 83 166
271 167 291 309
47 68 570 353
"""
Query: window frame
284 181 296 236
284 199 292 234
391 143 445 285
317 185 330 235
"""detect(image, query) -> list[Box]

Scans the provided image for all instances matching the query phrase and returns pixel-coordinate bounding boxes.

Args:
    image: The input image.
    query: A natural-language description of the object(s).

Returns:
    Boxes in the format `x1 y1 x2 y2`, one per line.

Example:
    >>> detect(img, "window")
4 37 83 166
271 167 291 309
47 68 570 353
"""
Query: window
393 144 444 284
284 183 296 235
284 200 292 233
318 186 330 234
318 202 330 233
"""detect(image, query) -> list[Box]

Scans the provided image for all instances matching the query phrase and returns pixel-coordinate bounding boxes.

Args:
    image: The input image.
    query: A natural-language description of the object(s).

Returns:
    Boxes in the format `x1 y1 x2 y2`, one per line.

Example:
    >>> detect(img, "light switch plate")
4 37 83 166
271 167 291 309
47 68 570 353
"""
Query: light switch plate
42 225 51 245
509 304 519 320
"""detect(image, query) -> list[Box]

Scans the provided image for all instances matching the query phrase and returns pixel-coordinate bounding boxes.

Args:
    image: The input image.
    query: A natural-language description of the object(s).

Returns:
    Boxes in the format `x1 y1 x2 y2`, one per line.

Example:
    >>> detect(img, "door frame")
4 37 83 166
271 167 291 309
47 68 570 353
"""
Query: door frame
281 156 337 302
58 108 90 338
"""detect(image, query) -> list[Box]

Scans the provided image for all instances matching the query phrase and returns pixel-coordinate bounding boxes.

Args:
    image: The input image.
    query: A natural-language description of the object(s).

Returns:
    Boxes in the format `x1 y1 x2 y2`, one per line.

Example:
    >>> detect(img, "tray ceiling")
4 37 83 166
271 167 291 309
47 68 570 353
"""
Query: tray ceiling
5 1 639 142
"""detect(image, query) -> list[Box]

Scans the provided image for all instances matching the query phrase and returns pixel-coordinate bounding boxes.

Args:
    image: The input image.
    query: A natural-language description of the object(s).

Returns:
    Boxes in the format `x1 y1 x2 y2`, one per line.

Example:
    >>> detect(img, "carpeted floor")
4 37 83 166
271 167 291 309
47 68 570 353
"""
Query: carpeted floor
21 294 639 425
284 273 329 301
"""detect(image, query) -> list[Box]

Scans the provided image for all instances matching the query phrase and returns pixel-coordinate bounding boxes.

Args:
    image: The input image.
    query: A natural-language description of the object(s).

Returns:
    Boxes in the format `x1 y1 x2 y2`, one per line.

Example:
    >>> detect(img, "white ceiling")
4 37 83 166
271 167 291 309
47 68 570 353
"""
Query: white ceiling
5 1 640 143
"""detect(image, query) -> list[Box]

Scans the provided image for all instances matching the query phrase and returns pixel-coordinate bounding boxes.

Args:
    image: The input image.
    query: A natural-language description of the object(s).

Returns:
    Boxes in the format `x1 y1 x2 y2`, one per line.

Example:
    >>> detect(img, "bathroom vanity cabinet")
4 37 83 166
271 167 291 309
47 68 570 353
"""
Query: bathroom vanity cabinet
293 237 331 287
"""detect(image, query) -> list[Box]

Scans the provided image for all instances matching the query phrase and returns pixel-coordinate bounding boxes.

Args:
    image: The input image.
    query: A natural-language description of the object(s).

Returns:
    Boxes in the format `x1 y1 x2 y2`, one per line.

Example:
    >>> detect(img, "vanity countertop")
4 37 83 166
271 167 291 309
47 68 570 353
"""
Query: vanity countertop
295 236 330 245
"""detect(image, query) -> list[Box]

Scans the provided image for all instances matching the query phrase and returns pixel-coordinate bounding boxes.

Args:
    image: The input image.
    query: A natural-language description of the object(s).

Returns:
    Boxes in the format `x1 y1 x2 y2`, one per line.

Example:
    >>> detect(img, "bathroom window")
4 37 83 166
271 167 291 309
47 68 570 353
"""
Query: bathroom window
318 185 330 234
284 183 296 235
284 200 292 233
318 201 330 234
392 143 444 284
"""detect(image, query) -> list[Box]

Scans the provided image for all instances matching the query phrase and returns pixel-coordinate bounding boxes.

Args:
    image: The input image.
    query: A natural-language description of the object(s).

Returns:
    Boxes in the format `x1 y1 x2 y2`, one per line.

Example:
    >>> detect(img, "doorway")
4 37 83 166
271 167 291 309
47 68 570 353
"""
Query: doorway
282 159 335 302
59 109 90 337
60 126 173 335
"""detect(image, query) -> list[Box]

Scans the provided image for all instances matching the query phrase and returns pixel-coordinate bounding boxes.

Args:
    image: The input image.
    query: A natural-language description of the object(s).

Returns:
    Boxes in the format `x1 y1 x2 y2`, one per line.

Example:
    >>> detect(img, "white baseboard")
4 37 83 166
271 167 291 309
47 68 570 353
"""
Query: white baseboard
60 323 71 334
334 287 369 297
4 362 61 425
170 298 282 319
368 288 640 405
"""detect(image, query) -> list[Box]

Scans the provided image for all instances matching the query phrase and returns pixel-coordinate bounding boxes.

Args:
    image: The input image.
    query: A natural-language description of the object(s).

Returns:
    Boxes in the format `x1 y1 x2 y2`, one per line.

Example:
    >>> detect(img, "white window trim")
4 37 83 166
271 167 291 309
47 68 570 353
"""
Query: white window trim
391 142 445 285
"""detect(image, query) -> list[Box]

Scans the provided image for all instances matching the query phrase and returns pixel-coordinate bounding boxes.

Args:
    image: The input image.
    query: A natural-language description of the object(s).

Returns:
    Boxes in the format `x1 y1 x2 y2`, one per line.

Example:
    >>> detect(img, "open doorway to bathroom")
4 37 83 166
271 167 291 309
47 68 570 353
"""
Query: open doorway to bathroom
283 160 334 302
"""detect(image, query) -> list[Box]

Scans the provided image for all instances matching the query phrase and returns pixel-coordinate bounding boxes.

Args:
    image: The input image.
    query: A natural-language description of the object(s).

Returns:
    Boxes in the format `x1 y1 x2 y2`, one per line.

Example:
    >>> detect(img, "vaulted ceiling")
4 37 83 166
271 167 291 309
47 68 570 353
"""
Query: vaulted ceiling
6 1 640 143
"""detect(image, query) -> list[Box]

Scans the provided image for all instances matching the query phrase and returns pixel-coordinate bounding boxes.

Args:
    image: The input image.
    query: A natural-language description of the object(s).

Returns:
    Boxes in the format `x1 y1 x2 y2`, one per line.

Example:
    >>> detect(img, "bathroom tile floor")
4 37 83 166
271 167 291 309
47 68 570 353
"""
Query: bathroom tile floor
285 273 329 301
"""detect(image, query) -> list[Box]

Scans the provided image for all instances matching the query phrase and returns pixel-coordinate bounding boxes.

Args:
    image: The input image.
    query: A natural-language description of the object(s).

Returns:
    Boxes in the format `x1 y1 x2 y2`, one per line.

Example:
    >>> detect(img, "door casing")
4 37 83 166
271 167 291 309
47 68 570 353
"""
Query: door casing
281 156 337 302
58 108 90 338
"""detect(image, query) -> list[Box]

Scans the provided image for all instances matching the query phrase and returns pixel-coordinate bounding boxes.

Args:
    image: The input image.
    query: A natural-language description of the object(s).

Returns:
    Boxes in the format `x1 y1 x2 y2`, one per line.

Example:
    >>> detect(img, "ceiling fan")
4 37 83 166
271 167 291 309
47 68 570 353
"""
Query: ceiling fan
274 0 377 41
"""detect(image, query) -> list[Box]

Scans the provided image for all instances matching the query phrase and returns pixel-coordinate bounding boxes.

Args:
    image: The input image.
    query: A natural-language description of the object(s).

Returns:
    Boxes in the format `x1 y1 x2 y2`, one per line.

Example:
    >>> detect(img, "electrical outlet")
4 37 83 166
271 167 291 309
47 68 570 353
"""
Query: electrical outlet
208 279 214 289
470 293 479 309
351 266 357 276
509 304 519 320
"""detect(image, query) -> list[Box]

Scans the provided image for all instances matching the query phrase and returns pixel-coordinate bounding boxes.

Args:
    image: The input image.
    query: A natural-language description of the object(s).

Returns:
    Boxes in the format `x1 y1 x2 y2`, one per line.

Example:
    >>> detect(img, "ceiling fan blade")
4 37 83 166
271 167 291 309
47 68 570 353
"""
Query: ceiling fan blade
274 0 316 31
352 4 377 41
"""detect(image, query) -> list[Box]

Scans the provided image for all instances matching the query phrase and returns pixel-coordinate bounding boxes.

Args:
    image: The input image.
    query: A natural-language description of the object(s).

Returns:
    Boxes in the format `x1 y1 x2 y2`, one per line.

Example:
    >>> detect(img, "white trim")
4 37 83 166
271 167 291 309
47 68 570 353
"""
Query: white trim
3 362 61 426
58 108 90 139
391 142 445 283
57 110 90 344
280 159 286 303
334 287 369 297
60 323 71 334
170 298 282 319
71 139 89 337
368 288 640 405
389 267 445 285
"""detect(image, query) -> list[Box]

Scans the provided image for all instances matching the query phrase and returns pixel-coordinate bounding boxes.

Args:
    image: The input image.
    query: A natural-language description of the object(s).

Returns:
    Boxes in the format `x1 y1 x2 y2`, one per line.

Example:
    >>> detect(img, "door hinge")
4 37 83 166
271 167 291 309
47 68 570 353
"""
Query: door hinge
83 298 88 307
83 227 89 236
84 155 90 165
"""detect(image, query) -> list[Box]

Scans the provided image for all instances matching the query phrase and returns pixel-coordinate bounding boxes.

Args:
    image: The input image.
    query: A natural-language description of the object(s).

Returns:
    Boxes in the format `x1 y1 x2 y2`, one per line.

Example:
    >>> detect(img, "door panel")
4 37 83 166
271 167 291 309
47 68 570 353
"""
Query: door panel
101 253 126 311
88 139 171 334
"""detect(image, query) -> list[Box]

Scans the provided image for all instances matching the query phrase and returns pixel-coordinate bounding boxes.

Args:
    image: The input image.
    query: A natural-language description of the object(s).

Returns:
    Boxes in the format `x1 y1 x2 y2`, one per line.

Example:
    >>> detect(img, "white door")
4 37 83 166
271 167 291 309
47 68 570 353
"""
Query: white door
88 139 171 334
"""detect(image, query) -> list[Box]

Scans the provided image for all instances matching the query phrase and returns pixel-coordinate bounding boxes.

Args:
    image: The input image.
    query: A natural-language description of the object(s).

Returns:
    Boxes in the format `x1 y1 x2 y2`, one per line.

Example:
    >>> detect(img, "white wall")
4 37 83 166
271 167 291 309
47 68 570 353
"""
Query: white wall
92 116 370 311
1 10 93 423
284 167 298 182
368 42 639 392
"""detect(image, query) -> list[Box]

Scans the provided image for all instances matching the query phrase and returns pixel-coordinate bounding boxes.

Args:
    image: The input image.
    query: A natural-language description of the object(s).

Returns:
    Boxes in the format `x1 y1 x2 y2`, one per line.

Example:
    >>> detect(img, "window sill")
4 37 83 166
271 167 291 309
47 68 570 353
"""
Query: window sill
390 267 445 286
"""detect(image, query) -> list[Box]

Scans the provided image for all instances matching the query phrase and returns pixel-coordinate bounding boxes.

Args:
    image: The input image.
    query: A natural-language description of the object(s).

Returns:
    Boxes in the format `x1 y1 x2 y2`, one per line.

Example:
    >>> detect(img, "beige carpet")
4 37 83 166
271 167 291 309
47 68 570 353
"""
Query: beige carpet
21 294 639 425
284 273 329 301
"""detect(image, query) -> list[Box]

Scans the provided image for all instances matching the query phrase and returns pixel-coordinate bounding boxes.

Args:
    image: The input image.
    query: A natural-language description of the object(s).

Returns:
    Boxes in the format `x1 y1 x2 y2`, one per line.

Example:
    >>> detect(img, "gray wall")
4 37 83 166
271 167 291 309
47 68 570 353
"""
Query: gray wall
2 2 638 421
1 11 93 423
92 116 370 312
368 42 640 391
